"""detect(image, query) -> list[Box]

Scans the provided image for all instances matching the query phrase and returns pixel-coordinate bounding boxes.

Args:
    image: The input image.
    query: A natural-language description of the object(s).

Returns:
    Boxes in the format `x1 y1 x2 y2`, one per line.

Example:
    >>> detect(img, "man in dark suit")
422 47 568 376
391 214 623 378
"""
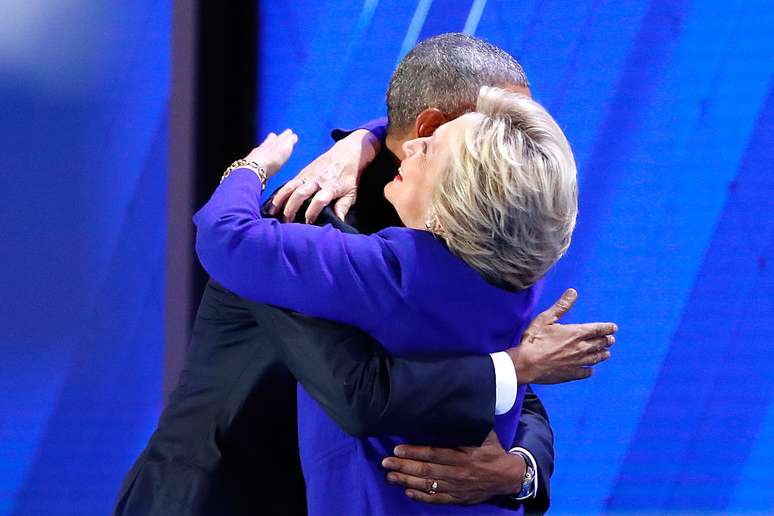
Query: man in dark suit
114 225 609 516
115 34 616 515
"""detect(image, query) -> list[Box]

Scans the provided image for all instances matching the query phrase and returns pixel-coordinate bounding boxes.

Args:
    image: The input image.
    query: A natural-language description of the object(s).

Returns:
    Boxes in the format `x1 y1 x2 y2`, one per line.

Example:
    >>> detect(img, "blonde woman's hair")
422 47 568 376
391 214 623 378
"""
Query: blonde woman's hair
432 87 578 291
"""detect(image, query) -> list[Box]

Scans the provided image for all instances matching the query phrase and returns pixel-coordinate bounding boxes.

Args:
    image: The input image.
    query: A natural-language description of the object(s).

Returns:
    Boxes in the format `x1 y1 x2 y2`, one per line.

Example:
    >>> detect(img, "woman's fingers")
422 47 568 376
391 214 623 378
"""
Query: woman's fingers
333 194 356 221
244 129 298 179
304 188 335 224
279 129 298 148
273 129 298 164
263 129 291 143
269 177 303 215
283 180 319 222
275 128 296 144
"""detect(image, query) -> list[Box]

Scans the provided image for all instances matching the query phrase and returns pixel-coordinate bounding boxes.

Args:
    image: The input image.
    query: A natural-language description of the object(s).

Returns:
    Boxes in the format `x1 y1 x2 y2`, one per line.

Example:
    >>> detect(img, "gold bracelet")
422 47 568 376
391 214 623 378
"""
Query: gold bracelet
221 159 267 189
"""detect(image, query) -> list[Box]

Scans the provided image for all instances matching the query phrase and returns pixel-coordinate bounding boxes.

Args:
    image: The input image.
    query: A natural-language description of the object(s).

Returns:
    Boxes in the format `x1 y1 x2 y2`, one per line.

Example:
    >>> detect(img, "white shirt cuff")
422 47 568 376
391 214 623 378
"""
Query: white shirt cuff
489 351 518 415
509 446 539 499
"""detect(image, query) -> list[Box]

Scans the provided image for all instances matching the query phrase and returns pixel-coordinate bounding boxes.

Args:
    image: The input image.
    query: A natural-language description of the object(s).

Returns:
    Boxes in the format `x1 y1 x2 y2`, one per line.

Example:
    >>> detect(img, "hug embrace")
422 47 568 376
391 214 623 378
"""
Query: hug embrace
115 34 616 516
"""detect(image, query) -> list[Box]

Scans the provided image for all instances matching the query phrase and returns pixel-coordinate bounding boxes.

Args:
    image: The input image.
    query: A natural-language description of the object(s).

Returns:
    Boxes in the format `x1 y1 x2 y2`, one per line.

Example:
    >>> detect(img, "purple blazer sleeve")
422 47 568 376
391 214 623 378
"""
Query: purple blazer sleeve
330 116 388 142
193 168 407 336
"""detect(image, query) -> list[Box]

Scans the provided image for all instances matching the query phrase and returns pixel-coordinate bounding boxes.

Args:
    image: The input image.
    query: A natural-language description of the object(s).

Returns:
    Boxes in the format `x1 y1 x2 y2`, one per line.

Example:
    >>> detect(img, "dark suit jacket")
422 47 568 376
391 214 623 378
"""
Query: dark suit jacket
115 147 554 515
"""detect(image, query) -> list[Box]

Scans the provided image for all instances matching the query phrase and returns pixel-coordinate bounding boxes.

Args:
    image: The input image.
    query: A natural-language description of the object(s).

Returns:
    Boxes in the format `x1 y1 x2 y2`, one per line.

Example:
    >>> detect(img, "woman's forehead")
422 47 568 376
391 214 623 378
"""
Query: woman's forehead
435 114 478 143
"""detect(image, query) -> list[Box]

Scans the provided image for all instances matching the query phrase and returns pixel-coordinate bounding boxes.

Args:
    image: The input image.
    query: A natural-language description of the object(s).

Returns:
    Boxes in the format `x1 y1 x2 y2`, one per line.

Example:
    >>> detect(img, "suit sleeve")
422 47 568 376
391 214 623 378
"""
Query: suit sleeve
331 116 388 142
243 301 496 447
512 386 554 514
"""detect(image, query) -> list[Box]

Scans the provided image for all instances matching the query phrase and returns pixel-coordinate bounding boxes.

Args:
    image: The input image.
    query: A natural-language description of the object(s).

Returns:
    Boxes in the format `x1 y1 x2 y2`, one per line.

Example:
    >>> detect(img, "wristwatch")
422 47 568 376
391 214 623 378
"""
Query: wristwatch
510 449 536 499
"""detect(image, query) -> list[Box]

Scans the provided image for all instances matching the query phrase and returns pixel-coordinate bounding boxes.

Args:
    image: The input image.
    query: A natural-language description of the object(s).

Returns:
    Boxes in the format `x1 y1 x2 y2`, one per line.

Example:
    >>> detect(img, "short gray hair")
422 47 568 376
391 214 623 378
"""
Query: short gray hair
432 87 578 291
387 33 529 133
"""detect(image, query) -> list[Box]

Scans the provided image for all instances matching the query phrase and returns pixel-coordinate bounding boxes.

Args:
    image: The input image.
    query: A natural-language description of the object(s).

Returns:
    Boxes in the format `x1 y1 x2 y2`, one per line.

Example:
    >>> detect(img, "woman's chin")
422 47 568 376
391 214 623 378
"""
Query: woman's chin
383 180 397 202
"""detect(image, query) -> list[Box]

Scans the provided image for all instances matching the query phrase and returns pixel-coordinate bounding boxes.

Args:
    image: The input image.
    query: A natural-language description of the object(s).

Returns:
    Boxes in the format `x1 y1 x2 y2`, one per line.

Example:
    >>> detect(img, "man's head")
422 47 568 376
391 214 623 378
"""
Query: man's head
385 33 530 158
384 87 578 291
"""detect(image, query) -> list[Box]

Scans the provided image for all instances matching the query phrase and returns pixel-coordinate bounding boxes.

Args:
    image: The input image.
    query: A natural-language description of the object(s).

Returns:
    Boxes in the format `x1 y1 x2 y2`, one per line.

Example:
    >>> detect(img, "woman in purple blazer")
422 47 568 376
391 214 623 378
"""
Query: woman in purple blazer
194 87 578 515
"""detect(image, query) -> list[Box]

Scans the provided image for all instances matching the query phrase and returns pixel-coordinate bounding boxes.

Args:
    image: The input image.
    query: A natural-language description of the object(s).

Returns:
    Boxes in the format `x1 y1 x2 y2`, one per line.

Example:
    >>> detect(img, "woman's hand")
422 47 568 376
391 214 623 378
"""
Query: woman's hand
268 129 381 223
244 129 299 178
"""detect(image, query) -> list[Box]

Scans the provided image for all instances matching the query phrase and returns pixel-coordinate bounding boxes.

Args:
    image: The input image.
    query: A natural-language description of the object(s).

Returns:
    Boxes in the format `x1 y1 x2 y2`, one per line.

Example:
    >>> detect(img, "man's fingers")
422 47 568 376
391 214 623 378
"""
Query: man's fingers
304 189 335 223
534 288 577 327
405 489 457 505
392 444 464 466
333 195 355 221
385 472 451 493
580 349 611 366
283 181 319 222
582 336 613 353
552 288 578 321
576 322 618 339
381 457 455 479
572 367 593 380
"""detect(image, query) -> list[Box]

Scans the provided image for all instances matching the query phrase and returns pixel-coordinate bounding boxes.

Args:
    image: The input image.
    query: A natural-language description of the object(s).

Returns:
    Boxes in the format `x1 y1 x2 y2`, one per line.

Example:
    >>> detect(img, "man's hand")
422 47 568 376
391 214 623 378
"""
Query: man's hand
381 431 524 505
509 288 618 384
268 129 381 223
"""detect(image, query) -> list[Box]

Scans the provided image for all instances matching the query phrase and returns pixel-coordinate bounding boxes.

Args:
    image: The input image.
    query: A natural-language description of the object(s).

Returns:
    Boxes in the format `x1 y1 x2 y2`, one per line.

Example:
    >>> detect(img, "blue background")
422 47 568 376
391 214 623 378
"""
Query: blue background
1 0 773 514
261 0 774 513
0 1 169 514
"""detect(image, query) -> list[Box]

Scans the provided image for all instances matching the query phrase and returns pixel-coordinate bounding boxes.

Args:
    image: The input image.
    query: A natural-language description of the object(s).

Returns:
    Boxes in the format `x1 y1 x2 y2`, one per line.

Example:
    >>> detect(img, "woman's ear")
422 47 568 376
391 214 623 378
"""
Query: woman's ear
414 108 448 138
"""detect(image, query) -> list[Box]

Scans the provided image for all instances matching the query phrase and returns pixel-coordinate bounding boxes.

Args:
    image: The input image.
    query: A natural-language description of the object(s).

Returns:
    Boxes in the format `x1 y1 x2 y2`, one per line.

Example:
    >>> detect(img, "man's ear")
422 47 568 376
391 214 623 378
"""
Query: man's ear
414 108 448 138
505 84 532 98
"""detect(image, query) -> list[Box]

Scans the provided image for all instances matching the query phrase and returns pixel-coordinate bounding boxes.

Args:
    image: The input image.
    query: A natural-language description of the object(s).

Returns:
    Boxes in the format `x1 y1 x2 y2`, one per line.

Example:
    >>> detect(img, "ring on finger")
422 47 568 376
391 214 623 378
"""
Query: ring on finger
426 479 438 495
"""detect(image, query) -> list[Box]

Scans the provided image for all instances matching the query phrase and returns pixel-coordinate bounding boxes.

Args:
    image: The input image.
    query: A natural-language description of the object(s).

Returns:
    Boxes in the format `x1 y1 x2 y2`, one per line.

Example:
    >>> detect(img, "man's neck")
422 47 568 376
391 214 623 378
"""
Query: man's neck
346 146 403 234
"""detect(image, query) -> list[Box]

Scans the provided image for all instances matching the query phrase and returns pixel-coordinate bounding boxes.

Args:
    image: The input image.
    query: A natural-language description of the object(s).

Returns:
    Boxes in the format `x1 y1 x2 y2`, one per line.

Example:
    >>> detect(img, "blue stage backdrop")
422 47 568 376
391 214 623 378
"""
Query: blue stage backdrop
0 2 169 515
259 0 774 513
1 1 772 515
